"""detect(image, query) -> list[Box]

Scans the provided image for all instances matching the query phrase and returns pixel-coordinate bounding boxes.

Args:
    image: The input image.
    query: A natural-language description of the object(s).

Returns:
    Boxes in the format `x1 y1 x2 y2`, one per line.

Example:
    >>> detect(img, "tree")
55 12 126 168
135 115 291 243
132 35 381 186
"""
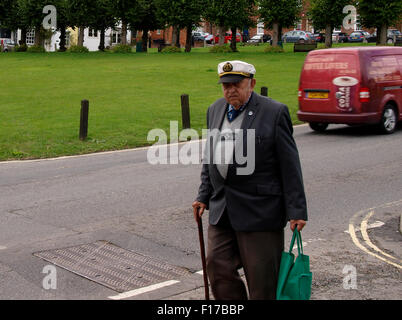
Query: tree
309 0 352 48
68 0 98 46
156 0 204 52
130 0 163 52
91 0 117 51
258 0 301 47
18 0 54 46
204 0 256 51
358 0 402 45
0 0 24 43
112 0 139 46
53 0 71 51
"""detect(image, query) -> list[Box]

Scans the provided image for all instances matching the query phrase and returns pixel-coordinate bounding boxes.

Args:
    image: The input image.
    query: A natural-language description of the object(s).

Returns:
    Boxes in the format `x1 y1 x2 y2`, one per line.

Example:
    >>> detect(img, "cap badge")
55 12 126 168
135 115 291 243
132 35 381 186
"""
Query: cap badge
223 62 233 73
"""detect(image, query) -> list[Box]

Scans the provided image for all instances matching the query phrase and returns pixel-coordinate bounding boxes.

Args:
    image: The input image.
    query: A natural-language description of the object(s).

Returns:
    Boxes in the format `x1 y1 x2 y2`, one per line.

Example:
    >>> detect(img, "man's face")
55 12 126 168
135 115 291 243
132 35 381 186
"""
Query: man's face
222 78 256 108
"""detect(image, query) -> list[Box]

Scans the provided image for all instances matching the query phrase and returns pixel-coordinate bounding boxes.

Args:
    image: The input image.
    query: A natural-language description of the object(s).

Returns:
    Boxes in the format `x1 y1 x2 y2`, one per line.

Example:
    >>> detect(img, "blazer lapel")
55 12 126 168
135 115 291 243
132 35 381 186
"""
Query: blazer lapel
240 92 259 130
207 100 227 185
231 93 260 170
211 100 227 130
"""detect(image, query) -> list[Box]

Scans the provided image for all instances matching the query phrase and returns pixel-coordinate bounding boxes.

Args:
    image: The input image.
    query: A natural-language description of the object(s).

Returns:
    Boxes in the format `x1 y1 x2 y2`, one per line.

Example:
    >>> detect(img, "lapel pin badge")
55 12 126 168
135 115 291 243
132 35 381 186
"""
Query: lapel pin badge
248 111 254 116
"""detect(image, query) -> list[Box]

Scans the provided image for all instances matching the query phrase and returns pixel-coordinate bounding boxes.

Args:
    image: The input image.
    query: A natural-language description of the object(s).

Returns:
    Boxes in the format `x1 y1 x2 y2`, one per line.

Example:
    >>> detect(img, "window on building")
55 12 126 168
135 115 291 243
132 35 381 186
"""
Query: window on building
156 29 161 35
26 29 35 45
257 22 264 34
0 28 11 38
65 31 70 46
111 31 121 44
88 29 98 37
355 15 361 30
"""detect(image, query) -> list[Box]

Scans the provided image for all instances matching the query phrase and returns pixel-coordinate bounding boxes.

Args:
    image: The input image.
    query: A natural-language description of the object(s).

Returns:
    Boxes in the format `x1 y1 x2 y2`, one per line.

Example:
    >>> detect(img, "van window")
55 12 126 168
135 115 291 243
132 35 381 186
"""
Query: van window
369 55 402 82
302 53 359 80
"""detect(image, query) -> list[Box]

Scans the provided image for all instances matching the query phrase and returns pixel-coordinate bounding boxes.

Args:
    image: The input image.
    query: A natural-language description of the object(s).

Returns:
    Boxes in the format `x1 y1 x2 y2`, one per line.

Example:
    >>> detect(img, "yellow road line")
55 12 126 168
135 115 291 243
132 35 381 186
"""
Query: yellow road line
360 210 400 262
349 223 401 269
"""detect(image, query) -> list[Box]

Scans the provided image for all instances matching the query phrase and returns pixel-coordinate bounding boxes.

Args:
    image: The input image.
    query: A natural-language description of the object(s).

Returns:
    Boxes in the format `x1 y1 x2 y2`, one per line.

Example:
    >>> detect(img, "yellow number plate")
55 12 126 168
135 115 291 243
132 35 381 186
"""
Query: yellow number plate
308 92 328 99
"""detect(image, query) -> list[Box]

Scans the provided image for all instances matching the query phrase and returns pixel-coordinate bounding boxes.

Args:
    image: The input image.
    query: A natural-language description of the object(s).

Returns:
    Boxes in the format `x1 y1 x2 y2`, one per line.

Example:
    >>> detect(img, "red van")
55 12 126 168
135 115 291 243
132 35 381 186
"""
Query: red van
297 47 402 134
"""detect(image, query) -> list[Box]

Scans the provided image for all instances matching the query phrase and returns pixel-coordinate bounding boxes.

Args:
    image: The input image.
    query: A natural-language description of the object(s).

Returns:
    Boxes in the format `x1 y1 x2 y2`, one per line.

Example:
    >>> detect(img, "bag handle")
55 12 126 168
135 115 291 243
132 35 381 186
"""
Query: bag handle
289 228 304 255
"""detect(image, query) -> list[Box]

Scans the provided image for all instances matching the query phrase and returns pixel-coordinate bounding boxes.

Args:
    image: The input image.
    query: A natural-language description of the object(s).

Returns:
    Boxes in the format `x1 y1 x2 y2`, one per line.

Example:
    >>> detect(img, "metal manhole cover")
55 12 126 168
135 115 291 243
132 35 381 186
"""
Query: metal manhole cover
34 241 191 292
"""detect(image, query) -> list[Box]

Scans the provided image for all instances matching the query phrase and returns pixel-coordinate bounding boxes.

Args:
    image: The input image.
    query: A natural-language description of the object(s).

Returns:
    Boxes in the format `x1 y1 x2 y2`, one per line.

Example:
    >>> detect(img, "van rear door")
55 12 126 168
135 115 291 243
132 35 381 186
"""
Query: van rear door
299 52 361 114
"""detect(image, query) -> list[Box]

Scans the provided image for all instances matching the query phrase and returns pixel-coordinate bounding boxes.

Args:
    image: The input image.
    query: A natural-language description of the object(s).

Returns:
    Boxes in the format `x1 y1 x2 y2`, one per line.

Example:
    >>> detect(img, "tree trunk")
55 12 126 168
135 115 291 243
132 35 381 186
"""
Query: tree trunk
185 25 192 52
175 28 180 47
375 26 381 45
59 25 66 52
218 25 225 45
20 28 27 45
272 22 279 46
325 24 332 48
34 26 42 46
172 25 177 46
78 27 84 46
142 29 148 52
99 29 105 51
121 20 127 45
230 27 237 52
379 24 387 45
130 28 137 44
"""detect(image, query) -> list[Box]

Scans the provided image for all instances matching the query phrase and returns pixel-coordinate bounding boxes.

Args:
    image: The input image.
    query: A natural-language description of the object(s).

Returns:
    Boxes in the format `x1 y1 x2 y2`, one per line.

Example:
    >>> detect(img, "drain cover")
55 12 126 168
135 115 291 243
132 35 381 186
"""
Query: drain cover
34 241 191 292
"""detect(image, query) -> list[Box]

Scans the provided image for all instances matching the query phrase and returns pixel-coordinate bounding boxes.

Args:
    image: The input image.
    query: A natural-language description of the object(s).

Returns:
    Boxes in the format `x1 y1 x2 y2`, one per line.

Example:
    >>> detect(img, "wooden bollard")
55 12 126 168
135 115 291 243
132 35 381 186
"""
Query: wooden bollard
261 86 268 97
79 99 89 141
181 94 191 129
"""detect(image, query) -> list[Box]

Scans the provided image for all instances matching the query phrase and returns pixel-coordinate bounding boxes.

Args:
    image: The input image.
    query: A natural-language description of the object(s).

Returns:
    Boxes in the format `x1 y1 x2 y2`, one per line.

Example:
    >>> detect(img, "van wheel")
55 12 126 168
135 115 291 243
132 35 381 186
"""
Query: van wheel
309 122 328 132
379 105 397 134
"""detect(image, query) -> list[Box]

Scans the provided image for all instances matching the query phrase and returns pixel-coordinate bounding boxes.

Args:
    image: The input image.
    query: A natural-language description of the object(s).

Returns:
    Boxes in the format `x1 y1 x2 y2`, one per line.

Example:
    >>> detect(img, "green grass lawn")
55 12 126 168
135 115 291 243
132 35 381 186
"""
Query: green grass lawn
0 42 375 161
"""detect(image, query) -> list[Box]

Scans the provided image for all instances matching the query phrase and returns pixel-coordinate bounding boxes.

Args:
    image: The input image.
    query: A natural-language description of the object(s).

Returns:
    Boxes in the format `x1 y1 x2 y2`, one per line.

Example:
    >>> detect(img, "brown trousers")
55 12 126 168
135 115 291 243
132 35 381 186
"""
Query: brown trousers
207 223 284 300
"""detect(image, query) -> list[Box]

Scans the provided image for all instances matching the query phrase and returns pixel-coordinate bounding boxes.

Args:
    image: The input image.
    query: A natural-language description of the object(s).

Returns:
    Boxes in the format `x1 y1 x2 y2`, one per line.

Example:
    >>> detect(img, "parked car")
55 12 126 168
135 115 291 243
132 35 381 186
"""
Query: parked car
297 46 402 134
246 34 272 44
386 29 402 44
348 31 365 42
313 33 325 43
282 30 313 43
1 38 15 52
192 32 206 42
204 34 214 44
366 32 377 43
367 29 402 44
214 32 242 44
332 32 348 43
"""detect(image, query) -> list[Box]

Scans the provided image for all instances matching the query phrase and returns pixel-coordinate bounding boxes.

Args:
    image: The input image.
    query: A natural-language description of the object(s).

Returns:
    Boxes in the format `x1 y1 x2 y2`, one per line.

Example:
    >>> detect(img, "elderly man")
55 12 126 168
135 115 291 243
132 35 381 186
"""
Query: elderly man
192 60 308 300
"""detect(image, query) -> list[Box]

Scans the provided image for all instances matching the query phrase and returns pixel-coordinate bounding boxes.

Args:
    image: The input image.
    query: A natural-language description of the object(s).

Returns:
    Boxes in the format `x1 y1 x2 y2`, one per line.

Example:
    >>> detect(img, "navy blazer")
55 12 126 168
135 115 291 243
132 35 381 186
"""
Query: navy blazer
196 92 308 232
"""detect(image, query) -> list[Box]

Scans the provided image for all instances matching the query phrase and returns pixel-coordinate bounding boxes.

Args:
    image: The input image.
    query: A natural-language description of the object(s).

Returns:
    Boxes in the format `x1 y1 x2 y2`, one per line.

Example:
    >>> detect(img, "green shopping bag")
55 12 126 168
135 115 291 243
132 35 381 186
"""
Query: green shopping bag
276 229 312 300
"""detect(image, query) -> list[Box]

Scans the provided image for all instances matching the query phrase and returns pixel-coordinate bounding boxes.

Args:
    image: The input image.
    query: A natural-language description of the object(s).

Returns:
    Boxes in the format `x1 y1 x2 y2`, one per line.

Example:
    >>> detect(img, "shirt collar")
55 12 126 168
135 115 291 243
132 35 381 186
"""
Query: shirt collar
228 92 253 113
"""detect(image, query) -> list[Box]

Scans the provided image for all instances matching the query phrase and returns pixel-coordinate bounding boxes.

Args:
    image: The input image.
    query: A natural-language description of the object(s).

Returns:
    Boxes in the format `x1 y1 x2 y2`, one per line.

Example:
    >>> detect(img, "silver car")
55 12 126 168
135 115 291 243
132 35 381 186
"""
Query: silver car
1 39 16 52
282 30 312 43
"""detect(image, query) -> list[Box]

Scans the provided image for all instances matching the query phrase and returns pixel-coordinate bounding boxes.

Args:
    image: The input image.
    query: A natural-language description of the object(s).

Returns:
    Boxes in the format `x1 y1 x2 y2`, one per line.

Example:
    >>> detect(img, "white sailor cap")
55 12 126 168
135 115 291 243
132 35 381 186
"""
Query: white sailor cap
217 60 256 83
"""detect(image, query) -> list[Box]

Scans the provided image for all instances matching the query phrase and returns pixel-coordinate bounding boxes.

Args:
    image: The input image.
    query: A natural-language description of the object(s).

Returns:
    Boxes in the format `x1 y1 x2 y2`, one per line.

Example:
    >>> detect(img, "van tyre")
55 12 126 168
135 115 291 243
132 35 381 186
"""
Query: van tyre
309 122 328 132
379 105 397 134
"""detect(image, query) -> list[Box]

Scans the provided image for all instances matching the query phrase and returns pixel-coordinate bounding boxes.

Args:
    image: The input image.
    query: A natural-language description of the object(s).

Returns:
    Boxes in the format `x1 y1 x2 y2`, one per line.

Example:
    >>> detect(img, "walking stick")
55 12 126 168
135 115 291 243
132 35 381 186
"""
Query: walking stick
196 214 210 300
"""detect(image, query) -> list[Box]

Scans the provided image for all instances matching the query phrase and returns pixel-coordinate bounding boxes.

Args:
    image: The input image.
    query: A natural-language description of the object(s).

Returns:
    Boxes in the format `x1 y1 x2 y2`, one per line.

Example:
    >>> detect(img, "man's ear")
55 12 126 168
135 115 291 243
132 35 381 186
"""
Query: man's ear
250 78 256 90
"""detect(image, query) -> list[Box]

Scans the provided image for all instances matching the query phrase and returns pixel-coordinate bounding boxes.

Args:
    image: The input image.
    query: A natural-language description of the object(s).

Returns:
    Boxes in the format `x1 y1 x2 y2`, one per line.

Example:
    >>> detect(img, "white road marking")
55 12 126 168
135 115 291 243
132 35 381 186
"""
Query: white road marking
108 280 180 300
0 123 309 165
0 246 7 250
344 220 384 233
